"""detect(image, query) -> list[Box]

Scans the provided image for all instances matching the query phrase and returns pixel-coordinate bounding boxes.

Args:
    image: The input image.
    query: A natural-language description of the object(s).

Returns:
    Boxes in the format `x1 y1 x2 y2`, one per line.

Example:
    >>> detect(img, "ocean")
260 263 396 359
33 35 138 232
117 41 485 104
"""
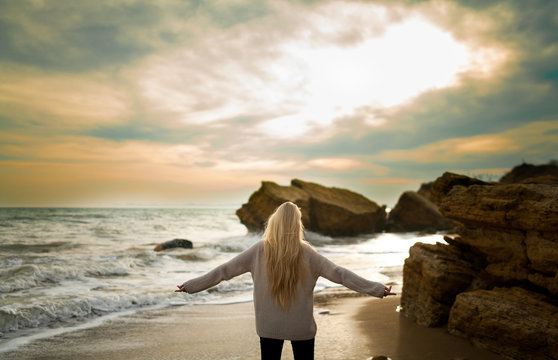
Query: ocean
0 207 442 352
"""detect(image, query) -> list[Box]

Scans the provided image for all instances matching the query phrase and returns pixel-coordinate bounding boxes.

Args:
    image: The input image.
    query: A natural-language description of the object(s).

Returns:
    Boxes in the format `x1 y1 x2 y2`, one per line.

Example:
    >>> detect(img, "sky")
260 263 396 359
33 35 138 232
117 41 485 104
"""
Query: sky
0 0 557 208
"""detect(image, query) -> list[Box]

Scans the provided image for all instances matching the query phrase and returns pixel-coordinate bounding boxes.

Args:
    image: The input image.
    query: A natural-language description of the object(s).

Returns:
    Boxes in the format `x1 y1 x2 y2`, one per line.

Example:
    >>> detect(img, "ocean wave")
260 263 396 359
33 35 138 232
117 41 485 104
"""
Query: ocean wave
0 242 80 254
0 255 151 293
0 292 167 334
174 248 217 262
91 226 122 238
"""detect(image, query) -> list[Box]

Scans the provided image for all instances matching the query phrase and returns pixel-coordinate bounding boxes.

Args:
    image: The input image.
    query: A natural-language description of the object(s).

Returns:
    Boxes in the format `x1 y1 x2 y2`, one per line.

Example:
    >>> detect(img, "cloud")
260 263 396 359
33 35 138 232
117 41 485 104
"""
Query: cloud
0 66 131 134
373 120 558 165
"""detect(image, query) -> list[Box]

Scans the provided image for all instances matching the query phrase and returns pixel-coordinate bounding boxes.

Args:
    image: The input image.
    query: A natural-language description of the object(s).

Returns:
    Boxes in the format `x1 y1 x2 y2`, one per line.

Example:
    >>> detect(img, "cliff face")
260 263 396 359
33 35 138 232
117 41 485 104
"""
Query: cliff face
401 173 558 359
236 179 386 236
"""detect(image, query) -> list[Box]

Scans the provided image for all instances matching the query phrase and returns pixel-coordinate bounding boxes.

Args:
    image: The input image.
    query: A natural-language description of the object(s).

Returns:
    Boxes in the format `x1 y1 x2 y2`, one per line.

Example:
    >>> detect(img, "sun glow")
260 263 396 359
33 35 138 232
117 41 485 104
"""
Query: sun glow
260 17 480 137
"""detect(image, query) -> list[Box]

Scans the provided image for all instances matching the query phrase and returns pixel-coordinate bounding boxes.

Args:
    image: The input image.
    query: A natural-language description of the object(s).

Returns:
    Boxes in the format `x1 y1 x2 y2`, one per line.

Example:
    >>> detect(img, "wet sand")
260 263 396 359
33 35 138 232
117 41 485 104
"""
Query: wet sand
1 294 505 360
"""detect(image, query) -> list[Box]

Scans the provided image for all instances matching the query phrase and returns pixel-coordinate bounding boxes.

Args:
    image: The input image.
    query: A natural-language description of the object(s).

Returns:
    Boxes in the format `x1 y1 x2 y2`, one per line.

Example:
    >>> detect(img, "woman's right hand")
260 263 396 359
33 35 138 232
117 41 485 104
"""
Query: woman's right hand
175 284 187 293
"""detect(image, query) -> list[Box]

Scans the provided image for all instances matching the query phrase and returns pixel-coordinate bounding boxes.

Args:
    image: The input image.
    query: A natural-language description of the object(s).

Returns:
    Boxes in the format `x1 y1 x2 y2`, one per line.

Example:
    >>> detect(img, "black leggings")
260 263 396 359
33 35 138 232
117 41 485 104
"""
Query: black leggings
260 337 315 360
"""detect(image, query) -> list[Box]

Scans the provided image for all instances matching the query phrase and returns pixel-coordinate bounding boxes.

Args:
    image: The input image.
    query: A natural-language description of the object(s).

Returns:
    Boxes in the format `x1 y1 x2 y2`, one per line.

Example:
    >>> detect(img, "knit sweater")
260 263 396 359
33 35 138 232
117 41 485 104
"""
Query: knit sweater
181 240 386 340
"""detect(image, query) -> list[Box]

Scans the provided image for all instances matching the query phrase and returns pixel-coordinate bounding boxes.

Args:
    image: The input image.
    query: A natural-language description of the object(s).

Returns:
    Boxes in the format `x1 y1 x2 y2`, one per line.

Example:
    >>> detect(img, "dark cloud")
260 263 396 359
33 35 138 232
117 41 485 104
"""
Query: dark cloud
0 0 272 72
82 122 202 143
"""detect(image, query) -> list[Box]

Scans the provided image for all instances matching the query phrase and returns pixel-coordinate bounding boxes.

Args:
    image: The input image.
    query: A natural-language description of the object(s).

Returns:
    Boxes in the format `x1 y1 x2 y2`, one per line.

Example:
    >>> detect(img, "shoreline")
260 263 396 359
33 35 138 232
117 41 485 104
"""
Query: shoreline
1 292 505 360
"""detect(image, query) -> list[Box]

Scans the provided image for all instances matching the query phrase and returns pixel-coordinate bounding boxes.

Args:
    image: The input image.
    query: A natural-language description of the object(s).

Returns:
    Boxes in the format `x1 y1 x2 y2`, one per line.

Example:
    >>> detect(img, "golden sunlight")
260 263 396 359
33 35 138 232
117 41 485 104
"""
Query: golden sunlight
260 17 495 137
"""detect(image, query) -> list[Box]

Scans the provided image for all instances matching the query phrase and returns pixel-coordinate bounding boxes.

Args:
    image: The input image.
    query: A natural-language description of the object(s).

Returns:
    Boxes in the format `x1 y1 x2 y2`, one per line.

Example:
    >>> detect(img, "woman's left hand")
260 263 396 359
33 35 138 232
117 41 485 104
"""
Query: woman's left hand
175 284 187 293
384 286 396 297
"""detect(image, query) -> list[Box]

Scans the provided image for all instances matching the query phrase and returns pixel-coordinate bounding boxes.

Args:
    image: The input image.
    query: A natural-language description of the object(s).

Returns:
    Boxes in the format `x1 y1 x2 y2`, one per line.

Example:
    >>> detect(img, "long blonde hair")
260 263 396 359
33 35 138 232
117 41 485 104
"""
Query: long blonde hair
263 202 306 310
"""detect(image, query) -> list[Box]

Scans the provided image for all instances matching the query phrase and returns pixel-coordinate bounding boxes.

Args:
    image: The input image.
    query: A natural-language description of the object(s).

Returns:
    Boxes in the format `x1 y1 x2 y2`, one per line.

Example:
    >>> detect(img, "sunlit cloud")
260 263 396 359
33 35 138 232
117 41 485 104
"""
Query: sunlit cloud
0 66 130 130
375 120 558 164
128 0 509 141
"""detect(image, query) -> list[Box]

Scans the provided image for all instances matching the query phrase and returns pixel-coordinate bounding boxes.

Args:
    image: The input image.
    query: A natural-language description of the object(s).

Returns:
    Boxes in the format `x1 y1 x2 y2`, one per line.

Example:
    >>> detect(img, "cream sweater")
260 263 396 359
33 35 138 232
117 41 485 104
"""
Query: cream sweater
181 240 386 340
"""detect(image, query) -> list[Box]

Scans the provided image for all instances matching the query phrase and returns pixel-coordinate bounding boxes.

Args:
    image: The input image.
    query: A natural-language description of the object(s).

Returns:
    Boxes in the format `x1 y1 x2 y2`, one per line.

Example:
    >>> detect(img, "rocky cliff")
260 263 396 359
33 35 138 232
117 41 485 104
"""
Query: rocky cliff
236 179 386 236
401 171 558 359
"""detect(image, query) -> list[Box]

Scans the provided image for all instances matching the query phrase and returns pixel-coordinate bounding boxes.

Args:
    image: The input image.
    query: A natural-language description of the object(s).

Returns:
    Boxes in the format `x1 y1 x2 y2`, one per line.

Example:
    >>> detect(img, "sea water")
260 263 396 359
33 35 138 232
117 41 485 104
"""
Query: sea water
0 207 442 352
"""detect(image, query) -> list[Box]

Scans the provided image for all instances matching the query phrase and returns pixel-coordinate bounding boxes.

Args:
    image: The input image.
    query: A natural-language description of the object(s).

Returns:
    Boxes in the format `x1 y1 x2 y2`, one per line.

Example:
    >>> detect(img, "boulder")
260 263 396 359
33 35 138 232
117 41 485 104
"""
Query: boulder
386 191 455 233
428 172 488 205
236 179 386 236
235 181 310 233
401 242 479 327
448 227 529 284
417 181 434 201
439 183 558 232
448 287 558 360
154 239 193 252
499 161 558 184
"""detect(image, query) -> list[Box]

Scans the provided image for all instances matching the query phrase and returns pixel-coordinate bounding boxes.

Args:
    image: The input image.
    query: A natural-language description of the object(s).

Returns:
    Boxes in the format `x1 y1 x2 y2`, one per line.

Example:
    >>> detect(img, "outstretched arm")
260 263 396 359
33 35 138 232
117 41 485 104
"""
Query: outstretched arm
317 253 395 298
175 242 258 294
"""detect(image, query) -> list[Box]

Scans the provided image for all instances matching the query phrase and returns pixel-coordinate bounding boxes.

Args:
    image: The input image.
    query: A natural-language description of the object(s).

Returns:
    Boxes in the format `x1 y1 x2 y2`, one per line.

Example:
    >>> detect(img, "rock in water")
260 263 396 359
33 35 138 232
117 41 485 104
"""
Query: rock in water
236 181 311 233
154 239 193 251
386 191 454 233
236 179 386 236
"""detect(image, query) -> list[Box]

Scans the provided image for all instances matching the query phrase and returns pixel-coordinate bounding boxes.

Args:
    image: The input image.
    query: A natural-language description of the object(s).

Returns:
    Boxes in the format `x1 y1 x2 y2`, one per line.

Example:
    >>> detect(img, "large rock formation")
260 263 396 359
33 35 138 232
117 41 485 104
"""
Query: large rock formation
401 171 558 359
499 161 558 184
236 179 386 236
401 242 478 326
427 172 489 205
386 172 486 233
448 287 558 360
386 191 455 233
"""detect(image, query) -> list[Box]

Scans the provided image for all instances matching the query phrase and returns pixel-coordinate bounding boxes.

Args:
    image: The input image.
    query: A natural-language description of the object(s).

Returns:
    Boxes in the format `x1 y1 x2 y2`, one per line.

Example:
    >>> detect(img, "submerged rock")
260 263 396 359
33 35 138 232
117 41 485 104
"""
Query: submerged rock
154 239 193 252
236 179 386 236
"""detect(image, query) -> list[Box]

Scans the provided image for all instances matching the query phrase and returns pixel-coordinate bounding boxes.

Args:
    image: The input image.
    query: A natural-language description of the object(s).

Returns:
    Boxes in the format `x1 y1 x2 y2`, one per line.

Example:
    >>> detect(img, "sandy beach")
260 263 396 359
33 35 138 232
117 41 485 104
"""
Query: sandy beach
1 292 505 360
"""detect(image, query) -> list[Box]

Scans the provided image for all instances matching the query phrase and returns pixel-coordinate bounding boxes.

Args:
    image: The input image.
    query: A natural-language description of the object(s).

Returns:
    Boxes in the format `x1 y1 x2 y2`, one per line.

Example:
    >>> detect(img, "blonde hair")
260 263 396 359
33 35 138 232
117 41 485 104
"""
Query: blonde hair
263 202 306 310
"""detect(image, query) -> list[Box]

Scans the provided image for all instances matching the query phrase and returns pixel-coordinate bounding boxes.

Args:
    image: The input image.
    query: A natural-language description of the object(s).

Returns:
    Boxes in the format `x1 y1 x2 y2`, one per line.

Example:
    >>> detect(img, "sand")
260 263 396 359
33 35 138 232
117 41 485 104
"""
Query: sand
0 293 505 360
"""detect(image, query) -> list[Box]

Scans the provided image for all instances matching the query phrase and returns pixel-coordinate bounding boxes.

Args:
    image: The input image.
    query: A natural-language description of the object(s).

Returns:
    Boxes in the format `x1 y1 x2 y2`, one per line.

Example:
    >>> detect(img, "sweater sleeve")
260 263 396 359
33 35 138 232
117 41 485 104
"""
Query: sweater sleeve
316 252 385 298
181 241 258 294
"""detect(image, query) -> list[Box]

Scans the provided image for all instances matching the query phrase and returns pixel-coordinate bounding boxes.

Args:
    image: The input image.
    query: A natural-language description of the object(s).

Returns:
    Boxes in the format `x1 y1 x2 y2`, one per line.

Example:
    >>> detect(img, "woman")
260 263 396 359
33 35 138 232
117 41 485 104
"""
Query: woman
176 201 395 359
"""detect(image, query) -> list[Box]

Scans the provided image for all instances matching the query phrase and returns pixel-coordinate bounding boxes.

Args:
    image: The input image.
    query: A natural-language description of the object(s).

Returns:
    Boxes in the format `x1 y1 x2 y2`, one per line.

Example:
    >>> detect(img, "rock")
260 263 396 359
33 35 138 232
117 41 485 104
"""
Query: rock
525 231 558 275
439 183 558 232
449 227 529 284
448 287 558 360
154 239 193 252
401 242 479 327
236 179 386 236
235 181 310 233
525 231 558 295
499 161 558 184
403 168 558 359
428 172 489 205
519 175 558 185
417 181 434 201
386 191 455 233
